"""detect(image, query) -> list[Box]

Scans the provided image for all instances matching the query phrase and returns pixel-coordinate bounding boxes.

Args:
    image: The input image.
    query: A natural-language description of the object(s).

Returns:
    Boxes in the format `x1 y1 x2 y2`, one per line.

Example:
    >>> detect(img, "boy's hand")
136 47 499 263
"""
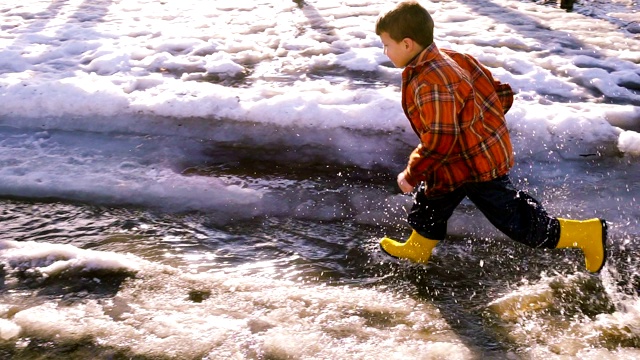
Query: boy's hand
397 172 414 193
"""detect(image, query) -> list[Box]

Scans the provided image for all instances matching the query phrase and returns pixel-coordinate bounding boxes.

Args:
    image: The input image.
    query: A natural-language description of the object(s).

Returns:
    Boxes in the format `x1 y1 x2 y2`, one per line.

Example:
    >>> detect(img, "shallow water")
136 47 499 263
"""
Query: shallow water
0 149 639 359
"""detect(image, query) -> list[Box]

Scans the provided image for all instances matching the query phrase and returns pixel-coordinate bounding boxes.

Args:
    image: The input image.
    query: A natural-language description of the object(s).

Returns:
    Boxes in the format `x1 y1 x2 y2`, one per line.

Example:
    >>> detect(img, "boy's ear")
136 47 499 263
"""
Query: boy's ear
402 37 423 54
401 37 415 51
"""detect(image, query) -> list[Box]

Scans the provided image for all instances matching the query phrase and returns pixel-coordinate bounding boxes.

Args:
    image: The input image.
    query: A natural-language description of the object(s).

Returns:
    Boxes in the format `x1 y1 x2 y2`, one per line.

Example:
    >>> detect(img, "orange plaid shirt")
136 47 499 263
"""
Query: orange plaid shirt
401 43 514 196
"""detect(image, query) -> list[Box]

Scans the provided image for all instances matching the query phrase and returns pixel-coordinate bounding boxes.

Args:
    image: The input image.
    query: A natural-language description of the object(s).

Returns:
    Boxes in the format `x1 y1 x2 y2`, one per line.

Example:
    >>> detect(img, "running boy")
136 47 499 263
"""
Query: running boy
376 1 607 273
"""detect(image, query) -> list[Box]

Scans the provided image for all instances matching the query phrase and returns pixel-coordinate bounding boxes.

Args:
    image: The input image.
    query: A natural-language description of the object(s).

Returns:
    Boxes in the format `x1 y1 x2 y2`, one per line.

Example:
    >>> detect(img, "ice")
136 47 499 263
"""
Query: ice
0 318 21 340
0 0 637 233
0 240 141 275
0 239 472 359
618 130 640 156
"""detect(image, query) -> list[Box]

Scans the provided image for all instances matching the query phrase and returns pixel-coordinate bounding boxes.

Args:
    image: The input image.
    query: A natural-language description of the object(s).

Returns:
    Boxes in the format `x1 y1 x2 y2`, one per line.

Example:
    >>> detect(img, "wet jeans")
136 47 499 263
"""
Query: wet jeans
407 175 560 248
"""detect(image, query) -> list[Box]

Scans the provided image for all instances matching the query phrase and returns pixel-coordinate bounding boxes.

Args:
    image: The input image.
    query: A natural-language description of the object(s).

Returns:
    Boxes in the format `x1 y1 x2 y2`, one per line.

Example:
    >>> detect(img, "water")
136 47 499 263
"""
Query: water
0 146 639 359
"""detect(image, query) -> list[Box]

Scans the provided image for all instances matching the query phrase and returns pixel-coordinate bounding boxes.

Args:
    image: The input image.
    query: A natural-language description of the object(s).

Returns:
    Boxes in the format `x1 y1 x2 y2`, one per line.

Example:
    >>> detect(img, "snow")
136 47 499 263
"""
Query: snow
0 0 638 224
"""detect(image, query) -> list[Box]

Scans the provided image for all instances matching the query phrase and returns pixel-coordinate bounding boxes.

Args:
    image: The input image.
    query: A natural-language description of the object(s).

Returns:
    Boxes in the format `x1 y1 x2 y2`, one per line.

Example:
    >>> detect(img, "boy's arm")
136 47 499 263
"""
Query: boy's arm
403 83 459 187
469 56 514 114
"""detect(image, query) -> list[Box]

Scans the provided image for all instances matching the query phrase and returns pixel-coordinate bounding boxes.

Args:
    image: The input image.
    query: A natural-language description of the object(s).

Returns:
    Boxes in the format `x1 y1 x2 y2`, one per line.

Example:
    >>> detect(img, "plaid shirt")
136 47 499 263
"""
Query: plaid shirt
401 43 515 196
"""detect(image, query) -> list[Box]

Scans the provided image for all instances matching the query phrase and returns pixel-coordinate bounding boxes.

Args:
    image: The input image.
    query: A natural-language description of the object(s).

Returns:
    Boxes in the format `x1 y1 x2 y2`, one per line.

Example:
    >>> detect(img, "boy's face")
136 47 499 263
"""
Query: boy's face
379 32 416 68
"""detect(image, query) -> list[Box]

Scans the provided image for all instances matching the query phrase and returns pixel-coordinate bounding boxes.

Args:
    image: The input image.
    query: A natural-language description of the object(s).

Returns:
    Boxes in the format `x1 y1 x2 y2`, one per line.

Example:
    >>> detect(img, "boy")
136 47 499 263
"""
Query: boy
376 1 607 273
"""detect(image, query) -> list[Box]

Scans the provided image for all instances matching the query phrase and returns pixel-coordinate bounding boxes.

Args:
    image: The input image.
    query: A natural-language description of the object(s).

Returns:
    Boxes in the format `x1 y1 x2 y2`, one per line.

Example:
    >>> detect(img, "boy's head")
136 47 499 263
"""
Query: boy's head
375 2 434 68
375 1 434 48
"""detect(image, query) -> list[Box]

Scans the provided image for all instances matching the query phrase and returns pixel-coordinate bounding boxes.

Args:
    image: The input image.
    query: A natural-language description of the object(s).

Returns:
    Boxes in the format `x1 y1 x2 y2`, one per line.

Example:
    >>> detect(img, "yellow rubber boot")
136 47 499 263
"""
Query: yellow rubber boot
380 230 439 264
556 218 608 273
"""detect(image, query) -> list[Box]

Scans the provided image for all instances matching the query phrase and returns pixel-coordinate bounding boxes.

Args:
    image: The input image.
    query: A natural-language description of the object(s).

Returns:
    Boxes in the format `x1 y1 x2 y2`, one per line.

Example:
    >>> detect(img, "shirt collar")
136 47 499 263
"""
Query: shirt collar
406 42 439 69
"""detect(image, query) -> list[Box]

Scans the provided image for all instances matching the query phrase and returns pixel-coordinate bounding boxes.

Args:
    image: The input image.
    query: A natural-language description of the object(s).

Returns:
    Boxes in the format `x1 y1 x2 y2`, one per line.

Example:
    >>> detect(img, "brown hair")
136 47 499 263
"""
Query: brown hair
375 1 434 48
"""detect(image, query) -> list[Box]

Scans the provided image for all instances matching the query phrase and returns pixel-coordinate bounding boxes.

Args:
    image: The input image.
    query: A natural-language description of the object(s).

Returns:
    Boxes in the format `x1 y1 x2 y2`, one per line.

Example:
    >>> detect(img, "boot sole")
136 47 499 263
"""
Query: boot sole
594 219 608 273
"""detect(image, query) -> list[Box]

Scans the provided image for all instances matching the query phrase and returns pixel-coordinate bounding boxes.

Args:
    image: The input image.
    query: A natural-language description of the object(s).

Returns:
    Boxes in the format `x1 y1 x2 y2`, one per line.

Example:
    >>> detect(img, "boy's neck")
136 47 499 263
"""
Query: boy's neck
406 43 426 66
410 44 425 58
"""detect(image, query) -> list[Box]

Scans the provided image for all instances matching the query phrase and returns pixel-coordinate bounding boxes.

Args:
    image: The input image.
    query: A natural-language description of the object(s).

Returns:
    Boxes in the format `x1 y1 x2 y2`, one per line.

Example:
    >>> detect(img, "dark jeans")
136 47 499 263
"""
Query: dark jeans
407 175 560 248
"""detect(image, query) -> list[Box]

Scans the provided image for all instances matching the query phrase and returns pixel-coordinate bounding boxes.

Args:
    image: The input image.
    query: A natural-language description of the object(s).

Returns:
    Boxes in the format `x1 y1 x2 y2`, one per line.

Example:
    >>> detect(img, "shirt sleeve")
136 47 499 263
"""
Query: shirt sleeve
466 56 514 114
404 83 460 187
494 82 514 114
